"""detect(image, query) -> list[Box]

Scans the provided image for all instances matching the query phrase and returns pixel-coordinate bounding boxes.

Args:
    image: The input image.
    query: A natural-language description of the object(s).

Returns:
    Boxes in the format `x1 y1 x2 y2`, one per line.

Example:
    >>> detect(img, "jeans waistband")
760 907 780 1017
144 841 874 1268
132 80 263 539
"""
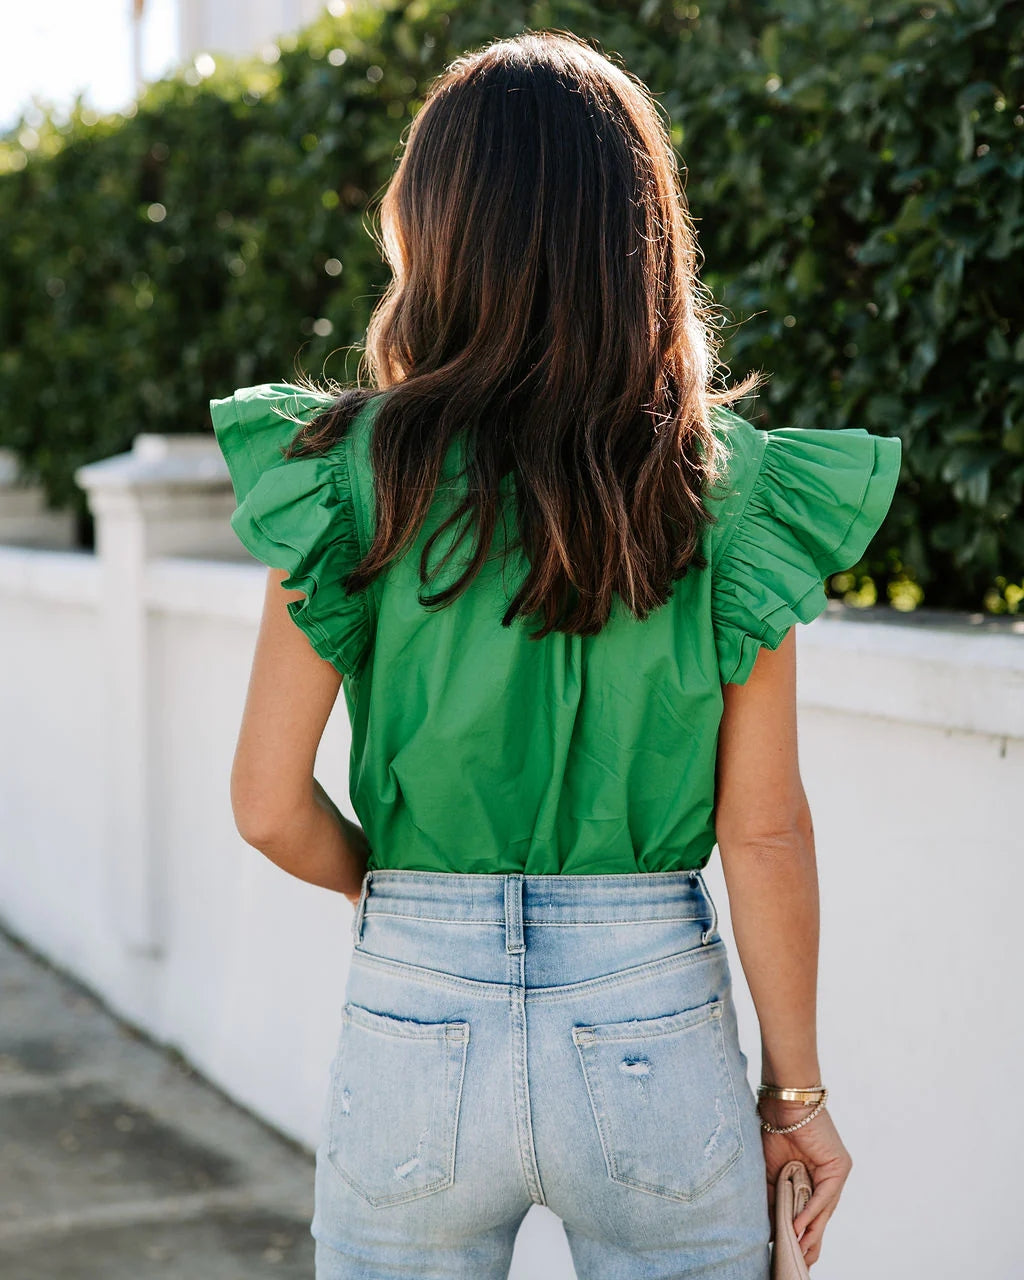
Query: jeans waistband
350 868 718 946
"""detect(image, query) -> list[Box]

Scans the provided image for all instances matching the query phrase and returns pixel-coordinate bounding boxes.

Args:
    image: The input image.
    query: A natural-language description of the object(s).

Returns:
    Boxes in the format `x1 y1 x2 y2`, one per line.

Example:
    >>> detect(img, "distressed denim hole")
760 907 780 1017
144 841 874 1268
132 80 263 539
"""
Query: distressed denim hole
325 1003 470 1208
572 998 743 1202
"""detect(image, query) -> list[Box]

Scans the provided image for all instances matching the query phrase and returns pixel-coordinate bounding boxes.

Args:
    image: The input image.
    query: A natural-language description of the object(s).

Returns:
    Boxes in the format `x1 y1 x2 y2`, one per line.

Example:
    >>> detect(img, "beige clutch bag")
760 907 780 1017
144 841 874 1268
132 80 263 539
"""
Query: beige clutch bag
771 1160 813 1280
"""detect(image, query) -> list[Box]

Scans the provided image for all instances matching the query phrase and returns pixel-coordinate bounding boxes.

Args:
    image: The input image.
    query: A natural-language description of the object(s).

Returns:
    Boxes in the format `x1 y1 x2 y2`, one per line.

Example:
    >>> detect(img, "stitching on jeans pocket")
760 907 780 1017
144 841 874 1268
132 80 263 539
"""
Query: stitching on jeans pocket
325 1002 470 1207
572 998 744 1202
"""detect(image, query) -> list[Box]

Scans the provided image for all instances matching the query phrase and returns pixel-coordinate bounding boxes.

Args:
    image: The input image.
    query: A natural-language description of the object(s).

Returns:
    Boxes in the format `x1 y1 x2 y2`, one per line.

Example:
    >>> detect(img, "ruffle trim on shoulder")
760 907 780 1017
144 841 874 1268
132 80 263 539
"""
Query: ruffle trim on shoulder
210 382 373 678
711 422 902 686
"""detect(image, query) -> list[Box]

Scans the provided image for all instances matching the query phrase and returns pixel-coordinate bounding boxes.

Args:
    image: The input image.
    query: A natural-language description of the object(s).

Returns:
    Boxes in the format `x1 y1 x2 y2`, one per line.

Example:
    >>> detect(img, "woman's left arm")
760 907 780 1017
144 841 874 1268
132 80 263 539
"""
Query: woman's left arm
228 567 368 903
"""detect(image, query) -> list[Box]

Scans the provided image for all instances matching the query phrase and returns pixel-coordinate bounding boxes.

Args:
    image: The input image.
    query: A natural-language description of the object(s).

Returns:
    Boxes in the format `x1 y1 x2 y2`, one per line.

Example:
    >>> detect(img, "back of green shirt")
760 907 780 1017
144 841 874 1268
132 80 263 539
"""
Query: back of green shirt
211 384 901 876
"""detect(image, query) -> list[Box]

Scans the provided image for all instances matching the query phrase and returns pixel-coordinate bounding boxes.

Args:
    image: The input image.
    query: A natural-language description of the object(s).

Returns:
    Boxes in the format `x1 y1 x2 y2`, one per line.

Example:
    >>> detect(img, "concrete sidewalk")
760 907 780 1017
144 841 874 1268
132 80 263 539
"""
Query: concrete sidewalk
0 926 316 1279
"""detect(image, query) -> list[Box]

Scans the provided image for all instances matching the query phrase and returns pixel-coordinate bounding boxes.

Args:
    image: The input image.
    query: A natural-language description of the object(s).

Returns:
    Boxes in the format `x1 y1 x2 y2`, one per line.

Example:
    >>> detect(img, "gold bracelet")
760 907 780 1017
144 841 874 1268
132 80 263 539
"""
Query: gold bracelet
758 1090 829 1134
757 1083 826 1104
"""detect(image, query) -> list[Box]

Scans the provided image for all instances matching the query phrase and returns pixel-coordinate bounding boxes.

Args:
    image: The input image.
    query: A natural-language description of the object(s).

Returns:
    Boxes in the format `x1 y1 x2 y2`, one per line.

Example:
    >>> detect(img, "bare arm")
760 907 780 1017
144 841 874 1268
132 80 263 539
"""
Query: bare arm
228 567 369 901
715 626 821 1087
715 627 852 1266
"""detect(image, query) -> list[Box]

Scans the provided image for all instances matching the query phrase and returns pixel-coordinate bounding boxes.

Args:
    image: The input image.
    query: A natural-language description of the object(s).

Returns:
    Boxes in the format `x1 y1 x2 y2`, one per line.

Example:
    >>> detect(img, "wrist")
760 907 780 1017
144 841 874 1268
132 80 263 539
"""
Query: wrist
756 1093 823 1114
757 1090 829 1135
760 1052 821 1089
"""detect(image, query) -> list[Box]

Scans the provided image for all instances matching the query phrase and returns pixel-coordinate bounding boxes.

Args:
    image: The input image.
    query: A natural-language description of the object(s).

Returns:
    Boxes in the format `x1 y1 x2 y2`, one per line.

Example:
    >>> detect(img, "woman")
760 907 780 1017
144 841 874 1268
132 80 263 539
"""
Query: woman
211 29 897 1280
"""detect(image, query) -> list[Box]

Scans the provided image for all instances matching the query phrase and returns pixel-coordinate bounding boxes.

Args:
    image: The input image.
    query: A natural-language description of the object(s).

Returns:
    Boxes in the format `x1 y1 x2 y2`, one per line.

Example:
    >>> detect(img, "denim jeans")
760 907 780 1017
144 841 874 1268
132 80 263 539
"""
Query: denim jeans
311 869 771 1279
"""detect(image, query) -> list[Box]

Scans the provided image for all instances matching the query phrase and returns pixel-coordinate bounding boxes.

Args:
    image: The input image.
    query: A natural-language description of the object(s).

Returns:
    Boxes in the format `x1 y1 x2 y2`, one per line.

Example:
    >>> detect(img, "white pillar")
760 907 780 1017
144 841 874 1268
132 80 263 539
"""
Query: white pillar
75 434 236 956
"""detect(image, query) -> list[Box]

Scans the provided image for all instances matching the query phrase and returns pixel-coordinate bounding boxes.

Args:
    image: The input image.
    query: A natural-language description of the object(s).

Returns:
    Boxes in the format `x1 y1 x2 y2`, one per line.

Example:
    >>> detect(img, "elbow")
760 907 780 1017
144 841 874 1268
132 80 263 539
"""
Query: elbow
232 801 290 853
233 812 285 853
717 806 816 864
230 776 303 853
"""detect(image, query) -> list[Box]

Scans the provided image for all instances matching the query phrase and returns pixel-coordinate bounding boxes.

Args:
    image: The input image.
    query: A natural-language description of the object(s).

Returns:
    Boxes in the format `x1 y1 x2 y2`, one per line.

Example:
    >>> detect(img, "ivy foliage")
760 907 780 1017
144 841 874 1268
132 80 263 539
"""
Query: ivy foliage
0 0 1020 611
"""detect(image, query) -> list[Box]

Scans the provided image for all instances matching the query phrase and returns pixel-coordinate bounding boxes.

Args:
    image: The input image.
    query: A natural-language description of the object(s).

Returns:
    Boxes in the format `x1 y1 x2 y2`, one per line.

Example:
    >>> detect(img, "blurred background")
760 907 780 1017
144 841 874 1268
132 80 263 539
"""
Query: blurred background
0 3 1021 1278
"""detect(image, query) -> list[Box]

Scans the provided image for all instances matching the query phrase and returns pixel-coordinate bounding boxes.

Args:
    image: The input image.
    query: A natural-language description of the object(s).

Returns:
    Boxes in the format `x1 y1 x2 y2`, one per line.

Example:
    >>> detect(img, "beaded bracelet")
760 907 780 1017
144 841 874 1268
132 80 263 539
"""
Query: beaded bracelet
757 1088 829 1134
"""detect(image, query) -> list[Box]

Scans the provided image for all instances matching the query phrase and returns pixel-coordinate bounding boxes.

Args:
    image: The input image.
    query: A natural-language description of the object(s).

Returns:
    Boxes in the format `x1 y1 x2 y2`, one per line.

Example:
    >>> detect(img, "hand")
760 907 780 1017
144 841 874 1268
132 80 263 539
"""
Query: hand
760 1101 853 1267
342 889 361 908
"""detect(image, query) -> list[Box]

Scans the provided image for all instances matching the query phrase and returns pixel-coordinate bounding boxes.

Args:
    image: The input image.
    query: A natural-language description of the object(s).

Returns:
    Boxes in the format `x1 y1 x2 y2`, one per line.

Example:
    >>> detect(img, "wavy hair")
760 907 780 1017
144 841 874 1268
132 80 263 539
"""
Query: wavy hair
287 28 762 638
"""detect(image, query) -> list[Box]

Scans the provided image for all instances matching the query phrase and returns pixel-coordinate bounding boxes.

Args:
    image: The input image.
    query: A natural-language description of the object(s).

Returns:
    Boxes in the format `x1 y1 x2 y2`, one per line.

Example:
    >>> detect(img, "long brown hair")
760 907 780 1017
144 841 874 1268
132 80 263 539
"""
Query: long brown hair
287 28 762 639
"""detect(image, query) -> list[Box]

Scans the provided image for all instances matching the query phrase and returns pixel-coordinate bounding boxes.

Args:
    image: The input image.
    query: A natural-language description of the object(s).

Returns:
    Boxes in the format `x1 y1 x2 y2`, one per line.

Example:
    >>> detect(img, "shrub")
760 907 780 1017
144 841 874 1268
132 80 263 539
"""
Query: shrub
0 0 1020 610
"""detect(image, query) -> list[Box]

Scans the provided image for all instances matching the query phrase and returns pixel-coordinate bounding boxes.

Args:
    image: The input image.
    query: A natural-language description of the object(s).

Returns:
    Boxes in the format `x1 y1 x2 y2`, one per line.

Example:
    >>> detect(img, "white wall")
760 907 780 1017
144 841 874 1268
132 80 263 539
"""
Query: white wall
703 618 1024 1280
0 444 1021 1278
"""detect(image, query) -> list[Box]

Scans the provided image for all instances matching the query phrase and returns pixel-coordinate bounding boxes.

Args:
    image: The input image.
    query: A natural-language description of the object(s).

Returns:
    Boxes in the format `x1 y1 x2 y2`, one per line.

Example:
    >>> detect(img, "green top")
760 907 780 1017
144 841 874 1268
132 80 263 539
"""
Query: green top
210 383 901 876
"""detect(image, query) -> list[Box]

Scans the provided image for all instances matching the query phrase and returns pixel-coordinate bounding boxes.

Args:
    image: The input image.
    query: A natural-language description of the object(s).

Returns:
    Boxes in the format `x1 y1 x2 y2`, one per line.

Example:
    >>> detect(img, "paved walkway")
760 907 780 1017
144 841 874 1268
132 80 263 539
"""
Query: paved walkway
0 927 316 1279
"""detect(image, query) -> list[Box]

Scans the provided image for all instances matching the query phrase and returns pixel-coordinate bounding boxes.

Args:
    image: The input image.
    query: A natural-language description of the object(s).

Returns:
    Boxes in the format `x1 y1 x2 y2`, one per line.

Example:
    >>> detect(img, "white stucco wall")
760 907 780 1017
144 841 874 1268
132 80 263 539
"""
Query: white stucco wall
0 498 1021 1278
703 617 1024 1280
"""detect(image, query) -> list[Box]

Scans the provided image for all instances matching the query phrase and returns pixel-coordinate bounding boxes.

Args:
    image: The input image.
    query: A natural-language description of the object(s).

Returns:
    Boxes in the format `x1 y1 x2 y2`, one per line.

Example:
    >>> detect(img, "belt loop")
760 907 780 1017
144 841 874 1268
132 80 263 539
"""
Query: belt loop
690 868 718 946
505 874 525 954
351 868 372 946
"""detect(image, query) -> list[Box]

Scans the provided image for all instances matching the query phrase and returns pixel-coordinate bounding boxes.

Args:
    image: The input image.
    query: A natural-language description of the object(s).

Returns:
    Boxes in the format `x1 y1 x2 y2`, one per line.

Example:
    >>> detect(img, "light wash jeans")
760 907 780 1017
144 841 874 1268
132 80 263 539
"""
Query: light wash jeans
311 869 771 1279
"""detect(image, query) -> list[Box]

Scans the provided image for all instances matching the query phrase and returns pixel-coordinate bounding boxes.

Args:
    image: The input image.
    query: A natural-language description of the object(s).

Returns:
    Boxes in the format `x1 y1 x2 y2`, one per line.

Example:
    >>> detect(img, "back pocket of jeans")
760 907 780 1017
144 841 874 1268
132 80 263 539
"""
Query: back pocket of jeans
572 998 743 1202
325 1002 470 1207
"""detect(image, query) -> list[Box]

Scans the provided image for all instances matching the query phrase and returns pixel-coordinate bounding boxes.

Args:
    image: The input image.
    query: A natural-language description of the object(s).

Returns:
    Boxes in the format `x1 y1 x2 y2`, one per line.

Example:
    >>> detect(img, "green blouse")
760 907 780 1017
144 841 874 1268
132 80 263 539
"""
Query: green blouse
211 384 901 876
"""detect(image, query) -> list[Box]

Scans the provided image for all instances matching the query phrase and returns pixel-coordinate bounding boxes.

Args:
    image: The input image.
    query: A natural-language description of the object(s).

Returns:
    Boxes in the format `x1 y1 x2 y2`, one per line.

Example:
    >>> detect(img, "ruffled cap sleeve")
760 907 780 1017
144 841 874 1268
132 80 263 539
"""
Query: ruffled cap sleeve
210 382 374 678
709 411 902 686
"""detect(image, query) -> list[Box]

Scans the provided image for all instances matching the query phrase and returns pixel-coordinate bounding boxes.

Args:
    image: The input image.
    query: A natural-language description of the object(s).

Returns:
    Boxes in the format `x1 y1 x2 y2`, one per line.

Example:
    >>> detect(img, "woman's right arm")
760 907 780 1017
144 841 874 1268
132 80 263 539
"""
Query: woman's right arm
714 626 853 1267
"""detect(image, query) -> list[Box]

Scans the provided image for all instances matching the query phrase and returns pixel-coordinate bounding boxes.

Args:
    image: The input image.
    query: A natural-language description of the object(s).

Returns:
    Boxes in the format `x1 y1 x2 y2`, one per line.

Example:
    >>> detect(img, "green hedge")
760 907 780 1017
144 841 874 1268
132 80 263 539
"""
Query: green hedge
1 0 1021 612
